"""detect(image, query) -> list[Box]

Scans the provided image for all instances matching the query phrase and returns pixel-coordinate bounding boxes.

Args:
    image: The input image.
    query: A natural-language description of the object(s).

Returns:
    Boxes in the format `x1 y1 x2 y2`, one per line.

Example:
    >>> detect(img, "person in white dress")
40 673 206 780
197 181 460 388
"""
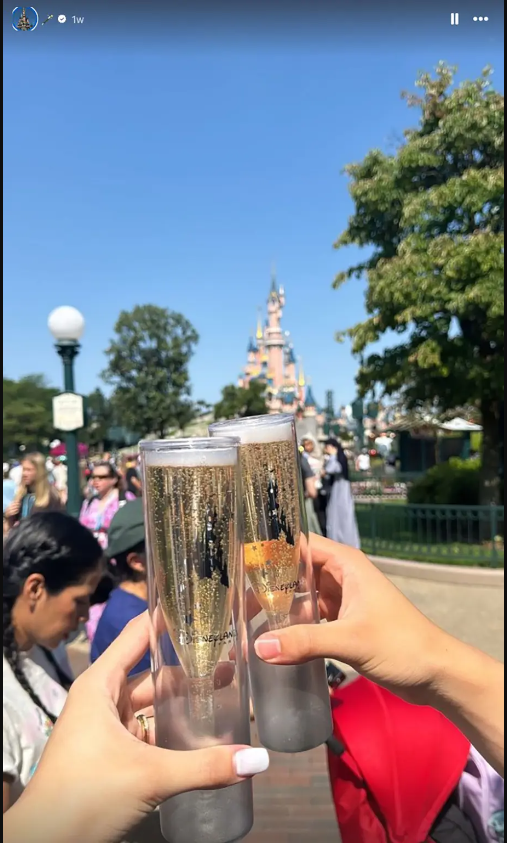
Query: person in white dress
3 512 103 811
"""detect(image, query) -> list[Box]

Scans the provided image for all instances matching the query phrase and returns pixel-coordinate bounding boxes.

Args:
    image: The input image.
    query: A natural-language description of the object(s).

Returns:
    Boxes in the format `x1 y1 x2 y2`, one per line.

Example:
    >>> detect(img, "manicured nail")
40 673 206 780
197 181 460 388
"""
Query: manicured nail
254 637 282 660
234 748 270 778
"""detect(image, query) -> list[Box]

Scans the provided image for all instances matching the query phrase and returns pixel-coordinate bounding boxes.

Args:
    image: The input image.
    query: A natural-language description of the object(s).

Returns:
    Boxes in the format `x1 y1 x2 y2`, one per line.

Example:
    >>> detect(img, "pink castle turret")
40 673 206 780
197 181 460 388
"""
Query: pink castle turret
265 269 285 391
239 271 319 416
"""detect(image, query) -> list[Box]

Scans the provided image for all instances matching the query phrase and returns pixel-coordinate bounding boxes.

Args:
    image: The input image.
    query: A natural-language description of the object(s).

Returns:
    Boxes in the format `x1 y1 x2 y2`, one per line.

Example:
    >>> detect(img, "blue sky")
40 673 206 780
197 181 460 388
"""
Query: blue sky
3 7 504 410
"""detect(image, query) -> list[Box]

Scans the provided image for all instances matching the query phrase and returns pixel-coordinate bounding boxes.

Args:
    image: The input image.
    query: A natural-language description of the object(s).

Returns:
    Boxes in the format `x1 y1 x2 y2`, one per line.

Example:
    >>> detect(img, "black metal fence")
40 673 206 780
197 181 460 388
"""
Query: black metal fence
356 503 505 567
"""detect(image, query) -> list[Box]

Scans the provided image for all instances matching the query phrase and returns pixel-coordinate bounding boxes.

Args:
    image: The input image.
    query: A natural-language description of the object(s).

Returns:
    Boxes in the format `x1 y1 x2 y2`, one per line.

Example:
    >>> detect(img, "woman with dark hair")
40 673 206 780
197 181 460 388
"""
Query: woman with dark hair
79 462 135 551
322 438 361 548
3 512 103 811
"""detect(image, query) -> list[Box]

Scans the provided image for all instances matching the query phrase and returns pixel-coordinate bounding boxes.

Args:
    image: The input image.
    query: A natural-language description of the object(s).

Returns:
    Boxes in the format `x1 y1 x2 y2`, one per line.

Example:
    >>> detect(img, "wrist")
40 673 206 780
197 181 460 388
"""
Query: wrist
413 628 460 708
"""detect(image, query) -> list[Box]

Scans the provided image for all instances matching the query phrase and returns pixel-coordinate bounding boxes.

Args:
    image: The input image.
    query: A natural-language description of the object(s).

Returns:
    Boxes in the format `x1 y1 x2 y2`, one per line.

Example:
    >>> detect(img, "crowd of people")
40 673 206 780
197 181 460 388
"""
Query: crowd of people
2 439 504 843
299 434 361 548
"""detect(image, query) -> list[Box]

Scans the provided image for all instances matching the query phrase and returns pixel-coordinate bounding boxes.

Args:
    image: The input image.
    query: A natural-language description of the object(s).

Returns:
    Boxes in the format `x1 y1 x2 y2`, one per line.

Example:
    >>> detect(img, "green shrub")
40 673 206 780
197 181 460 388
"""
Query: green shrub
408 458 481 506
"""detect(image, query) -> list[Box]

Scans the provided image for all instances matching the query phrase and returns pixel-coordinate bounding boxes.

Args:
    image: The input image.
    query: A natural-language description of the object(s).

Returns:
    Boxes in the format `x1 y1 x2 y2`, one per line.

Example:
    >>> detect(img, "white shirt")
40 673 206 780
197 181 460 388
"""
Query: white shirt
52 464 68 492
357 454 371 471
3 647 68 804
9 465 22 489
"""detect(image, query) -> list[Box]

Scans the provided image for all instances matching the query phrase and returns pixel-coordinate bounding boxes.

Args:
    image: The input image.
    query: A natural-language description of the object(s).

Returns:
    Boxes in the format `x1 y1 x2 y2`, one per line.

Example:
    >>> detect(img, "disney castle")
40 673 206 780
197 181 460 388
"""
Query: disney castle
238 272 319 417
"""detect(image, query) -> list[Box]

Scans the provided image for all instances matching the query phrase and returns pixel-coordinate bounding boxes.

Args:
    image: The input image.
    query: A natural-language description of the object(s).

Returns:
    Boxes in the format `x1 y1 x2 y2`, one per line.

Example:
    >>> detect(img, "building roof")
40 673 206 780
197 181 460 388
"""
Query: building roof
286 345 296 365
439 417 483 432
305 385 317 407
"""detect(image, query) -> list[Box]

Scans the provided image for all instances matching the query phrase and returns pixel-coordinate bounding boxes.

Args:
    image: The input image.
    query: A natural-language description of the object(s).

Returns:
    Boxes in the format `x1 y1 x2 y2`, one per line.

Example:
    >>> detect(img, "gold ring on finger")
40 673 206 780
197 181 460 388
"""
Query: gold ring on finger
136 713 150 744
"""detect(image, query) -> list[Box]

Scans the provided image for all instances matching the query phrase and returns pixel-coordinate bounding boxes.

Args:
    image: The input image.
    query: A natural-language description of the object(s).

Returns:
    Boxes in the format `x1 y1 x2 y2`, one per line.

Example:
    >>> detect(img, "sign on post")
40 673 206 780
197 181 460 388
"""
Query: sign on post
53 393 84 432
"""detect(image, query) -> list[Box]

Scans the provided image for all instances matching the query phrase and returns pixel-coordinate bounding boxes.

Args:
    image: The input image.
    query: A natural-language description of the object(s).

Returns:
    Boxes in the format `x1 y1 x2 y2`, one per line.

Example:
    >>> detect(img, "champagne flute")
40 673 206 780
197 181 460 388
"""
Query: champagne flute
210 414 301 631
141 437 240 733
209 415 333 755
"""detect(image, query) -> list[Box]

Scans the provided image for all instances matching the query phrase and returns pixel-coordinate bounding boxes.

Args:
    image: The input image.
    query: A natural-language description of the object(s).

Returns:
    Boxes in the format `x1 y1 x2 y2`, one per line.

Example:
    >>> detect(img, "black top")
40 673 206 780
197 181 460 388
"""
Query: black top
300 453 315 481
125 467 140 497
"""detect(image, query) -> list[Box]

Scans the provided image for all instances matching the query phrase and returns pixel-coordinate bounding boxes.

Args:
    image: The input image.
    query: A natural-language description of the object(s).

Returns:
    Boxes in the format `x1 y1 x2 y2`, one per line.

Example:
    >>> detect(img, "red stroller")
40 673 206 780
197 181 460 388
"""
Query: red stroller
327 677 478 842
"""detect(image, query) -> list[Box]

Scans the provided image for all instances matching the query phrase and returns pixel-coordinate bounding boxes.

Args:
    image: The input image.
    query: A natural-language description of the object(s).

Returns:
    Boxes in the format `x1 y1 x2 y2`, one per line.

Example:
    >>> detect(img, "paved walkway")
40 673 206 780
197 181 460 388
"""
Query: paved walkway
385 572 504 663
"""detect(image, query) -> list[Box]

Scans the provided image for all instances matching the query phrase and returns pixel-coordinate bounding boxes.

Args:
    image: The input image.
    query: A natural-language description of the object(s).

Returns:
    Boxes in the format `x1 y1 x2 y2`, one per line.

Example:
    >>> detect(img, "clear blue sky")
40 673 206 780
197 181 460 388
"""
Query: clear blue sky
3 4 504 410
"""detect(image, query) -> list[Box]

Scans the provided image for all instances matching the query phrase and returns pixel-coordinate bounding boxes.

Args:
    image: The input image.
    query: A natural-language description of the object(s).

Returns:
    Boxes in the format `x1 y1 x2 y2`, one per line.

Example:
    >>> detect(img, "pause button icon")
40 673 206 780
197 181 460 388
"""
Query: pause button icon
451 12 460 24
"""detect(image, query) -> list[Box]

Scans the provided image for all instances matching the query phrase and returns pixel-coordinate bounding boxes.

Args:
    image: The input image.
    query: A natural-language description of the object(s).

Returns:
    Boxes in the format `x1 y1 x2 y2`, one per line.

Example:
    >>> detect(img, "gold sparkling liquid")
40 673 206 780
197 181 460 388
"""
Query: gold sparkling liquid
145 464 238 684
244 538 301 617
240 440 301 624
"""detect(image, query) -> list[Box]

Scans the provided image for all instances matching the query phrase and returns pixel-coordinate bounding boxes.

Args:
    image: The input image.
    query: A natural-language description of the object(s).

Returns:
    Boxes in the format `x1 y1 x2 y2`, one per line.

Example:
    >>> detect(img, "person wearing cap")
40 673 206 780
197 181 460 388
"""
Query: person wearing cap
90 499 178 675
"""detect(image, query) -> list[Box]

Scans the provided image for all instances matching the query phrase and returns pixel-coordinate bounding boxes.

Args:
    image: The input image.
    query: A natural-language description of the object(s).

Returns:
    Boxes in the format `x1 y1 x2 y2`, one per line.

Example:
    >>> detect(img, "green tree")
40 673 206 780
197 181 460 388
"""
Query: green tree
214 381 268 421
335 64 504 504
84 388 117 451
3 375 58 457
102 305 199 438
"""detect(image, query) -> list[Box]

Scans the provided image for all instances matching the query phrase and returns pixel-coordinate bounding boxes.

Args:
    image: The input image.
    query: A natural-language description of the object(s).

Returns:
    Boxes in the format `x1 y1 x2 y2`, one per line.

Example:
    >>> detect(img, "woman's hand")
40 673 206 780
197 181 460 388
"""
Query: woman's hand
255 534 505 775
4 501 20 519
255 534 444 704
4 613 269 843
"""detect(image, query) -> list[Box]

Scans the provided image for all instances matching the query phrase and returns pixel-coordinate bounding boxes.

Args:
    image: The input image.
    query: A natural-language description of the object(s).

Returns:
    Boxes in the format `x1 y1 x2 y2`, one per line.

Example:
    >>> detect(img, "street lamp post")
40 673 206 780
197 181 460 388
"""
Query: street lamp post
48 306 85 518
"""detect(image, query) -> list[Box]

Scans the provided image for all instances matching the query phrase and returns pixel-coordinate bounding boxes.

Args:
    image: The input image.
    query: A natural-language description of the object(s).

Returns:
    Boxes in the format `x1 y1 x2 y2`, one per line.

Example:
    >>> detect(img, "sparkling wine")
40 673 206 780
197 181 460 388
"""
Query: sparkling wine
239 440 301 624
145 463 238 683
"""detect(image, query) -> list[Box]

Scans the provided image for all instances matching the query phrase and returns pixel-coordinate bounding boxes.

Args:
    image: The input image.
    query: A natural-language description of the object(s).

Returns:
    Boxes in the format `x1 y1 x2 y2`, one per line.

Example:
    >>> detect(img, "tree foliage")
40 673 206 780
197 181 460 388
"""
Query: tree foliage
214 380 268 421
102 305 200 438
84 388 118 451
335 64 504 502
3 375 58 457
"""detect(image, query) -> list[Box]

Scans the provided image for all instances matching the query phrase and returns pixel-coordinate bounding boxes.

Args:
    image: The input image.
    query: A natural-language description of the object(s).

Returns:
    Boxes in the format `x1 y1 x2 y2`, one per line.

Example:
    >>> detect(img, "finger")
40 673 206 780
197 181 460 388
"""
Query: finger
146 744 270 802
128 670 153 711
254 619 353 665
309 532 342 568
130 662 236 712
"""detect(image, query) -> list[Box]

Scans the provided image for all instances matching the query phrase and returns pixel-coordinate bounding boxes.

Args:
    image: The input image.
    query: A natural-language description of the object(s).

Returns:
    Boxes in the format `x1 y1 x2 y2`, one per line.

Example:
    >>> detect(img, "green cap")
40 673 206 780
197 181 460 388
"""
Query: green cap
106 499 145 559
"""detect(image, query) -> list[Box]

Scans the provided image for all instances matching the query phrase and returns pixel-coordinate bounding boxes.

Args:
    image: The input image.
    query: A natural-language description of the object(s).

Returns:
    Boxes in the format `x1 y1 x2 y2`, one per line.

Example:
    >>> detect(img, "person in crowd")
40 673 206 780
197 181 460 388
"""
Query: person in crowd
8 462 22 490
3 465 16 515
52 457 68 506
356 448 371 473
124 456 142 498
91 499 178 674
3 466 17 536
3 536 504 843
79 461 135 551
4 454 62 528
300 433 326 536
299 453 322 536
79 462 135 643
3 512 103 812
322 438 360 548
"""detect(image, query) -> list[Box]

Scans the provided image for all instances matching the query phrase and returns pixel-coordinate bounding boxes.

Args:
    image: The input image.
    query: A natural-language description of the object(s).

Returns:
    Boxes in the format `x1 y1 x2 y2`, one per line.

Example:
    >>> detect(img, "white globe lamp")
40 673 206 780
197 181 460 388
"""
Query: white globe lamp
48 306 86 518
48 306 85 343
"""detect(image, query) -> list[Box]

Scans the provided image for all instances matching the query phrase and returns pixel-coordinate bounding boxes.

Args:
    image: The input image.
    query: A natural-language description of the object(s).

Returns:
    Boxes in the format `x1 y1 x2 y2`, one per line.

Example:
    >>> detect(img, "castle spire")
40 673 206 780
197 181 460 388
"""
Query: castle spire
298 357 306 387
269 262 278 299
256 307 263 340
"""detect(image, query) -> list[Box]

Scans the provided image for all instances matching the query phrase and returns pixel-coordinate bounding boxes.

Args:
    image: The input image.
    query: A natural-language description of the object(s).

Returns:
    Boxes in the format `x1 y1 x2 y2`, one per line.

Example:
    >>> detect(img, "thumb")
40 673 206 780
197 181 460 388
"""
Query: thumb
148 744 270 802
254 621 351 665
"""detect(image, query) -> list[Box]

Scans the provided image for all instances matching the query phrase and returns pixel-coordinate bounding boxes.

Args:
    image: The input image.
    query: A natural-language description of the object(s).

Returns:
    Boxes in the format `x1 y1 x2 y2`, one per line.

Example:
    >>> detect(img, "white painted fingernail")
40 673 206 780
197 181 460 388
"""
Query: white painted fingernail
234 748 270 777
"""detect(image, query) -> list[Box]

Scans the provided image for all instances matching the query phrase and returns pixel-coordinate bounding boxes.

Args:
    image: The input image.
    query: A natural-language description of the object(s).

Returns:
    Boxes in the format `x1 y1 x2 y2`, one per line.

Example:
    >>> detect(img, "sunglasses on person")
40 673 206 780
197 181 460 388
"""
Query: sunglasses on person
92 473 114 481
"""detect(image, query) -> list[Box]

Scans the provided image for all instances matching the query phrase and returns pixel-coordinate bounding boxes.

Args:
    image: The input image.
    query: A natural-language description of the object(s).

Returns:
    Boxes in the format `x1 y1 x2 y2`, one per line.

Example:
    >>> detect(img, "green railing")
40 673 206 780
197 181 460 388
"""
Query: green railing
356 503 505 567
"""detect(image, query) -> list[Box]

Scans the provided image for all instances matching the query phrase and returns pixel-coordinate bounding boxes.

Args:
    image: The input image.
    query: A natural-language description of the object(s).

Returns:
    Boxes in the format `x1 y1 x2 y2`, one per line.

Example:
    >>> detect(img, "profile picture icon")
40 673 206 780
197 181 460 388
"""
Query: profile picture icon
12 6 39 32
